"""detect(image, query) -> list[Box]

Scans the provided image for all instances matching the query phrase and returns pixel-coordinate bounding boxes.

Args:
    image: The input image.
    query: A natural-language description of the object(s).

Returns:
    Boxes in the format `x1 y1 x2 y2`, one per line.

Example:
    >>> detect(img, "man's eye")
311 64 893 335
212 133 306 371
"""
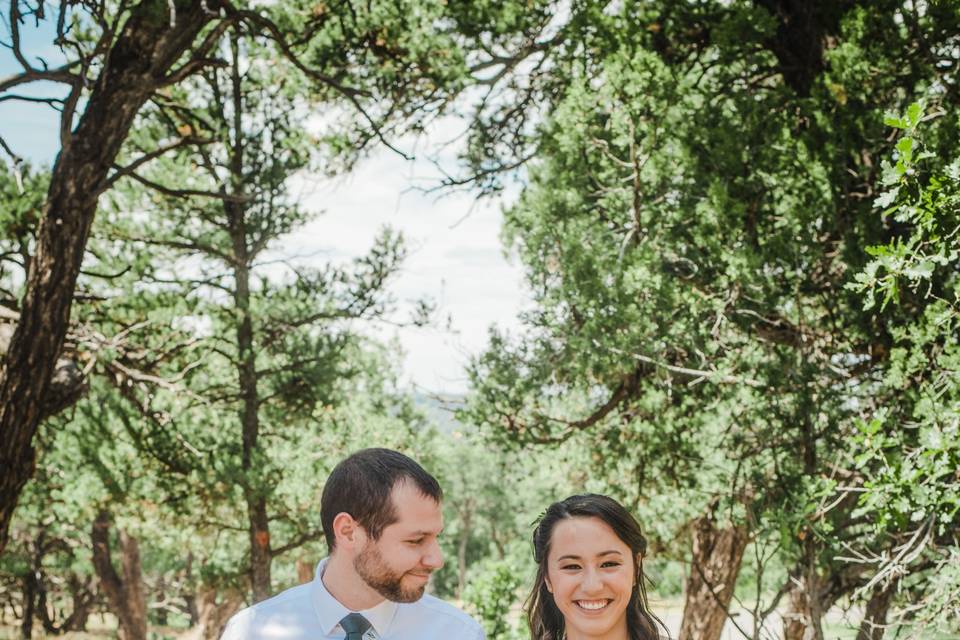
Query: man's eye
407 538 424 545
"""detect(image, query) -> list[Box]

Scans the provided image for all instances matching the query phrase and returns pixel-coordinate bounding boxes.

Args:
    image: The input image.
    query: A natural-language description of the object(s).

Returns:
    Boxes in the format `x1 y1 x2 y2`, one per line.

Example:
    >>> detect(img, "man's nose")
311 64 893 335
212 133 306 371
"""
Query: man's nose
422 539 443 569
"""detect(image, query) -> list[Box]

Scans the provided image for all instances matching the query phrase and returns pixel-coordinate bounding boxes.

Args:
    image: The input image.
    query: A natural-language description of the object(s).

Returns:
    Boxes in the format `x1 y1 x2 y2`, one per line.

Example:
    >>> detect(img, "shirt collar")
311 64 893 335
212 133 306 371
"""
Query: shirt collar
311 558 398 637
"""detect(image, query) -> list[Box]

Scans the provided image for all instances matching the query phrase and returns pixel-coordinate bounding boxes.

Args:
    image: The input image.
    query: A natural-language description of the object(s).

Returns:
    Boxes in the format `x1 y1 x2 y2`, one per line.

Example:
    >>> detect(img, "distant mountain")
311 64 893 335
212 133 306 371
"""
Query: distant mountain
412 391 467 434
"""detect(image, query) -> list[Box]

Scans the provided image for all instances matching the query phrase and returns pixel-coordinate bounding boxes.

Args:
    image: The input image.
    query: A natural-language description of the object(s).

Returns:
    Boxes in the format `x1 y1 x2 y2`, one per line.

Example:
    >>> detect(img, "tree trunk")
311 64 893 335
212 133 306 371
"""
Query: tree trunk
783 535 839 640
223 31 272 603
855 579 898 640
40 574 94 634
296 558 314 584
185 552 200 626
155 574 168 626
91 511 148 640
457 506 473 600
182 587 244 640
20 570 35 640
783 579 813 640
677 508 749 640
781 558 868 640
0 0 216 553
0 311 87 421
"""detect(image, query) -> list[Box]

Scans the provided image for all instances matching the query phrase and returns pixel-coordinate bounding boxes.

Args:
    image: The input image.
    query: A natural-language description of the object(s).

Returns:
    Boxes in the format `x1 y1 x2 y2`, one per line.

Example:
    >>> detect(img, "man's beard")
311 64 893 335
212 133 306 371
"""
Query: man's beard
354 543 428 603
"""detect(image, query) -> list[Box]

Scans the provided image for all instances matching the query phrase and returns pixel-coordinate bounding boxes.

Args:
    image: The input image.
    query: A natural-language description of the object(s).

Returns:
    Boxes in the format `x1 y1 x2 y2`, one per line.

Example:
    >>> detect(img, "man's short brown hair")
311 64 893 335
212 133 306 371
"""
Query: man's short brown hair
321 448 443 550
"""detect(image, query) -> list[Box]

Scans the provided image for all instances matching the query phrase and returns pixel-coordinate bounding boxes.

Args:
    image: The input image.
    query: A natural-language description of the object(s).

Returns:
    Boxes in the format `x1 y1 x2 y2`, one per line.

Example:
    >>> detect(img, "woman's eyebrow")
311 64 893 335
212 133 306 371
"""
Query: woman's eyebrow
556 550 623 562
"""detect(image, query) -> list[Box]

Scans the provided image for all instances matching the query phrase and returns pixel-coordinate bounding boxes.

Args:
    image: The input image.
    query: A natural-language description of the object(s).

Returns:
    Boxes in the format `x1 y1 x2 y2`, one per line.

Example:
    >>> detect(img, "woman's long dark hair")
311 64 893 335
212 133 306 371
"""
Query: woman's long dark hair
526 494 667 640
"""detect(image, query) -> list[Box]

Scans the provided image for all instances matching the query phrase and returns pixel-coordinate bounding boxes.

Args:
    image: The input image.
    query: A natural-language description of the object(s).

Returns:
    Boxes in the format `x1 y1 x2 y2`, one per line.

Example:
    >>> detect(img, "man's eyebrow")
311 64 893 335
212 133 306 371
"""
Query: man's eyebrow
407 528 443 537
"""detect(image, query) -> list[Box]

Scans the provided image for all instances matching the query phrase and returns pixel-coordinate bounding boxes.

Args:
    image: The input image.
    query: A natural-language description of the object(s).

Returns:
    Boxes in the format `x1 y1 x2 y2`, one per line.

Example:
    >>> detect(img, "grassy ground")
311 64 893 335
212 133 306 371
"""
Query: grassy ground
647 597 960 640
2 601 958 639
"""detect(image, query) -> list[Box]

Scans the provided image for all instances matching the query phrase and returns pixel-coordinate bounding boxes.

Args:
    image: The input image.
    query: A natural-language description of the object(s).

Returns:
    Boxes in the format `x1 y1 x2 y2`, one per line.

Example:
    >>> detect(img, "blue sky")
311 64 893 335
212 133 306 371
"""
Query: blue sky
1 17 528 394
1 13 65 166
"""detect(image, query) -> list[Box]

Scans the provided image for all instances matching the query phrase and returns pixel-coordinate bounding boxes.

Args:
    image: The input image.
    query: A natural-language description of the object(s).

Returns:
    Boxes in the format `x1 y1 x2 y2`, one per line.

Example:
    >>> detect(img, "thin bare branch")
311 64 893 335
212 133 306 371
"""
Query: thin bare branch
0 135 24 192
111 168 251 204
161 57 228 86
105 136 215 189
225 5 415 161
113 233 234 265
598 341 764 387
269 529 324 558
8 0 33 72
0 94 65 106
0 65 79 92
59 82 82 148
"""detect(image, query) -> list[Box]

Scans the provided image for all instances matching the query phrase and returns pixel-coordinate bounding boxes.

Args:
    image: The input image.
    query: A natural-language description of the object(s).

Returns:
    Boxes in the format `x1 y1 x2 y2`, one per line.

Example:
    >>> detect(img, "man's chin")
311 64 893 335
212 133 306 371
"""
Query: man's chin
366 574 429 603
393 575 429 602
392 586 426 603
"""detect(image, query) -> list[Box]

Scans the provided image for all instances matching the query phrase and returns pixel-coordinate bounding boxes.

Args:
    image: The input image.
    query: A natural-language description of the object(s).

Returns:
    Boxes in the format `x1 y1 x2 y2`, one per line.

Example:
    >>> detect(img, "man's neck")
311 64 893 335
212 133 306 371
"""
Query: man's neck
322 554 387 611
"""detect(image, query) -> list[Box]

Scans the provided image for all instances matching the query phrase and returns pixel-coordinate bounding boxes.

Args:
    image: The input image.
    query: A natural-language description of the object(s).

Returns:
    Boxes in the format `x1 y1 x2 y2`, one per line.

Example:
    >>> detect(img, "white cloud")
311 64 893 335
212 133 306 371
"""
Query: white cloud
1 33 529 394
265 123 528 394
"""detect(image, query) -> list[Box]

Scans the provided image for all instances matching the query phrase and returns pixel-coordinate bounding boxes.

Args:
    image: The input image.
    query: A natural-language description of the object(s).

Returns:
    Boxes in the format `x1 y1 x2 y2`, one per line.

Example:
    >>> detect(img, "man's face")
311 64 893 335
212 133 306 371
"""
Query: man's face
353 480 444 602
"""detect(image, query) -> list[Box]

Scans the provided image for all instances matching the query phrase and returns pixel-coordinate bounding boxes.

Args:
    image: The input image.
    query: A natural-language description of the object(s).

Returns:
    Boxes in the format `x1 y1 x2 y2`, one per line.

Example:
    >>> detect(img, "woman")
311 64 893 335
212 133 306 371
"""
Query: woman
526 494 667 640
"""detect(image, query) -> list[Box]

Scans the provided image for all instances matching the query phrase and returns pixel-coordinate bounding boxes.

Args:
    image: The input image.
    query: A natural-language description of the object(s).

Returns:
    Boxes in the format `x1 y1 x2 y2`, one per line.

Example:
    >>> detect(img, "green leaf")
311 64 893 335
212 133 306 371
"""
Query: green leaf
906 102 923 127
884 114 907 129
896 137 914 164
904 261 934 280
874 186 900 209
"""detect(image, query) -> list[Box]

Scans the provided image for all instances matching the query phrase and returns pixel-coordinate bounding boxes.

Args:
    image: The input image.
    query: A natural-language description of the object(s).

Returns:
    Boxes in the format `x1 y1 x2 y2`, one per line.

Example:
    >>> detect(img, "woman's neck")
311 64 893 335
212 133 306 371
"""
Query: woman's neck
563 618 630 640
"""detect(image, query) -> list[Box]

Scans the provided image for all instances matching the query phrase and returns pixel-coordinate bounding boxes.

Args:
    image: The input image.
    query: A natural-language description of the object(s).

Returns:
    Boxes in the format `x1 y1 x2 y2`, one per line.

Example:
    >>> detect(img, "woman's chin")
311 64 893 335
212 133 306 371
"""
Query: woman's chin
563 603 627 637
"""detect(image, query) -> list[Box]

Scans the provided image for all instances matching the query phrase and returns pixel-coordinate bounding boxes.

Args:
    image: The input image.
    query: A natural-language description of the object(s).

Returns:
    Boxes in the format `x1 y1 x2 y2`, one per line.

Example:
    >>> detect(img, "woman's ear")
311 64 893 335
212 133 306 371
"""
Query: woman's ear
544 575 554 594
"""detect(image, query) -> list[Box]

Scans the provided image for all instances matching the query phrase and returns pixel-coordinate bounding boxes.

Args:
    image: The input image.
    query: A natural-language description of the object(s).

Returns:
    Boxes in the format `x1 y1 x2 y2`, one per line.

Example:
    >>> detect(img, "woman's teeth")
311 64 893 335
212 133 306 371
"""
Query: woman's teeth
576 599 610 610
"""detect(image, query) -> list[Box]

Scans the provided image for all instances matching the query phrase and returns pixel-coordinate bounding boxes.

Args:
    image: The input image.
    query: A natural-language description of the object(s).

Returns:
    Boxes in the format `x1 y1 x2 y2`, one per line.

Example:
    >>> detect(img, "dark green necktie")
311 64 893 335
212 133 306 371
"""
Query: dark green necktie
340 613 372 640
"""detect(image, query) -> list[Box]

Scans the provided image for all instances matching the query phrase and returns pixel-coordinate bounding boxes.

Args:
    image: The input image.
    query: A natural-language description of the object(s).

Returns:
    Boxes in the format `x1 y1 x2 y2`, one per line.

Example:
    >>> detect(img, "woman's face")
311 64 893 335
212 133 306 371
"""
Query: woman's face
544 516 636 640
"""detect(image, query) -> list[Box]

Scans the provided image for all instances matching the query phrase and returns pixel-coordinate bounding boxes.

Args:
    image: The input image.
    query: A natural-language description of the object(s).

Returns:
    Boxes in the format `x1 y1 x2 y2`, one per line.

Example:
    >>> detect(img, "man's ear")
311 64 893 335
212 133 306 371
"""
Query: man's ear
332 512 366 550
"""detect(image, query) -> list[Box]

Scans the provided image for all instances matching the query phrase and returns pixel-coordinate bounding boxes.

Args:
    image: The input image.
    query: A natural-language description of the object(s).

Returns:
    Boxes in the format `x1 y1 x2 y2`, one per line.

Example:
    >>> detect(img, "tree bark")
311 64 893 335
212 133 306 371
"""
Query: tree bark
20 568 35 640
39 574 94 634
783 578 814 640
677 508 749 640
855 579 898 640
782 558 869 640
223 31 272 603
91 510 148 640
457 504 473 600
296 558 314 584
182 587 243 640
155 574 168 627
0 312 87 421
0 0 217 553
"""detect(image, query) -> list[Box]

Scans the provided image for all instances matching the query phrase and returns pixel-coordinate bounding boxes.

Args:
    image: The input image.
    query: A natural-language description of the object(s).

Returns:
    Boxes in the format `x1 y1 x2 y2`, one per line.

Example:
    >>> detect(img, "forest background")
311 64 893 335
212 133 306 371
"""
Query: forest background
0 1 958 640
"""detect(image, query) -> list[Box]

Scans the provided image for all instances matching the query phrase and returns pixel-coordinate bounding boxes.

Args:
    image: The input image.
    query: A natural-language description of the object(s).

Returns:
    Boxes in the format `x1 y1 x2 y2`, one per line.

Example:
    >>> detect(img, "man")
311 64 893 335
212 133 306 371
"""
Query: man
221 448 484 639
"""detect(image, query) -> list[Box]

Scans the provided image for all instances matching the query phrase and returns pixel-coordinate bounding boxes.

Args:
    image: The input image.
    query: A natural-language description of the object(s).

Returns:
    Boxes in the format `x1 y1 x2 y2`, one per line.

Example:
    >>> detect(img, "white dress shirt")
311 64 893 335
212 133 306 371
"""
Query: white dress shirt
220 559 485 640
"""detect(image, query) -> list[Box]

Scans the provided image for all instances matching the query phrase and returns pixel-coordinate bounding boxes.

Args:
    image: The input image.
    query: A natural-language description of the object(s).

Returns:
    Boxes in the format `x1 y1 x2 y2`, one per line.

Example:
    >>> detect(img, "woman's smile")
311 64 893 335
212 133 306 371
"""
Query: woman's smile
545 516 636 639
575 598 614 611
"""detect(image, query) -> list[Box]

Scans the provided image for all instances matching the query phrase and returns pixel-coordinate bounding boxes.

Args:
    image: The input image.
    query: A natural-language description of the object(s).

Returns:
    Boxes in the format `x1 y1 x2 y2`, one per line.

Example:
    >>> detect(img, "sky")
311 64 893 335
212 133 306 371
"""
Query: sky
0 19 530 395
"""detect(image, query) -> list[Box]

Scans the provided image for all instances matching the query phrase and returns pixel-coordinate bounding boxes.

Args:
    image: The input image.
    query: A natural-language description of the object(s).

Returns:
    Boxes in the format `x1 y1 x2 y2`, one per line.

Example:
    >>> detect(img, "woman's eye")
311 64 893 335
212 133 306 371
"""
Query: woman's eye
561 564 581 571
601 561 622 568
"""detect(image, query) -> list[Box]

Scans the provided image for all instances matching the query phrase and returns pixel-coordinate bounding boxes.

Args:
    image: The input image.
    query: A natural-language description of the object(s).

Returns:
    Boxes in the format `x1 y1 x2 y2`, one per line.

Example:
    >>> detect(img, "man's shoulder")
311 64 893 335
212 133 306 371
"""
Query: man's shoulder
404 593 483 631
222 583 314 637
